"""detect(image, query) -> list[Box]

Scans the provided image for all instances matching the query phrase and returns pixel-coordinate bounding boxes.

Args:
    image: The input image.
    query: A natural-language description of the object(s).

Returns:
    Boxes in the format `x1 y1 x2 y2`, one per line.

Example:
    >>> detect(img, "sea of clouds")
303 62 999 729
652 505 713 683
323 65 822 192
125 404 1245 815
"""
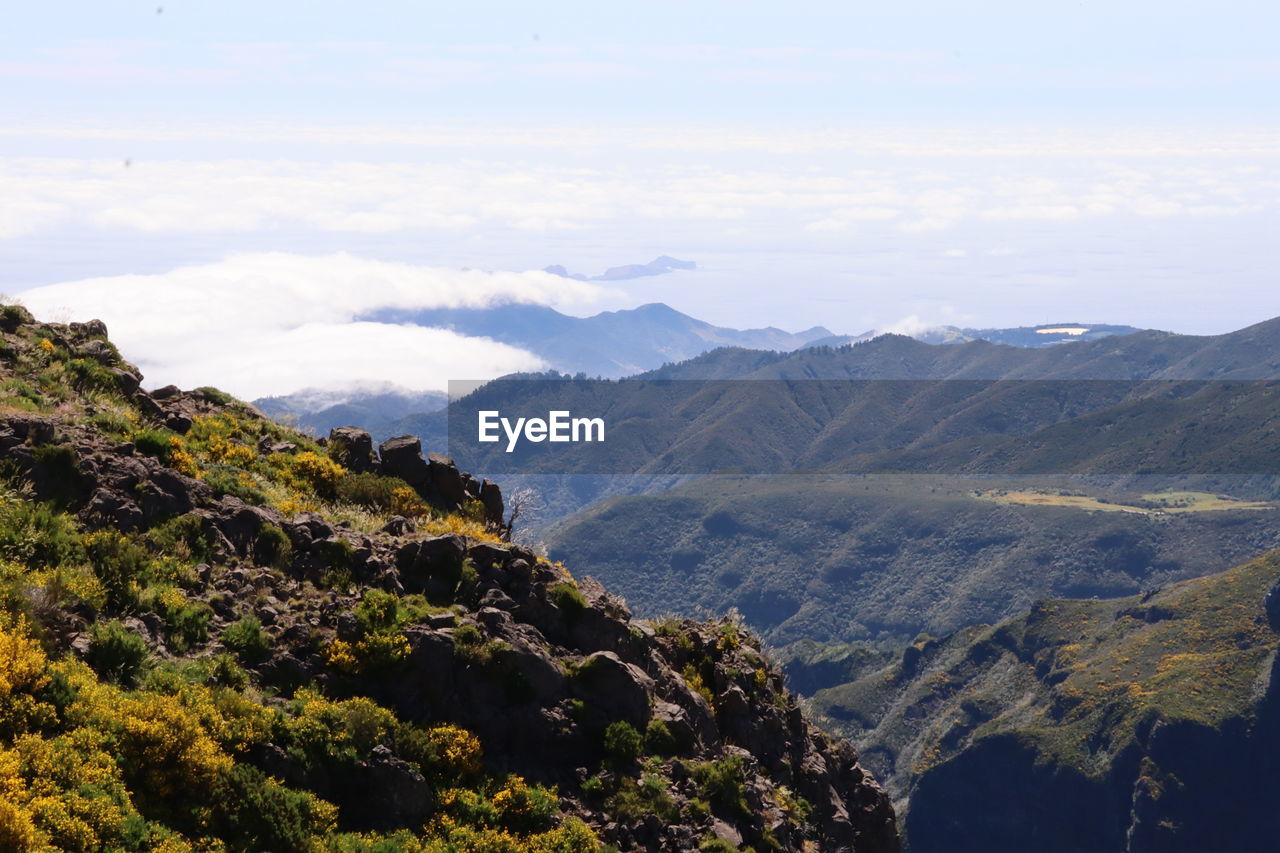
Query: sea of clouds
18 252 611 399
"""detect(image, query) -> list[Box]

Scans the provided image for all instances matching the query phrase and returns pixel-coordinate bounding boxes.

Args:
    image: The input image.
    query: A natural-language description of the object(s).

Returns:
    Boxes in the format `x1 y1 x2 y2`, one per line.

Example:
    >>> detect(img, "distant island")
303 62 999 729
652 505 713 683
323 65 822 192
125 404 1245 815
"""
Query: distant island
544 255 697 282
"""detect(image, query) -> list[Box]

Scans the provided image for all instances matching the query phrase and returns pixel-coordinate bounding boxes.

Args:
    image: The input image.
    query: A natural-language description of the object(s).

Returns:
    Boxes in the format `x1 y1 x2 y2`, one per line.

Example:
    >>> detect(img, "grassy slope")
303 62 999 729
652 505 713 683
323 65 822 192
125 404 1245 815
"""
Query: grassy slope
805 551 1280 810
547 474 1280 646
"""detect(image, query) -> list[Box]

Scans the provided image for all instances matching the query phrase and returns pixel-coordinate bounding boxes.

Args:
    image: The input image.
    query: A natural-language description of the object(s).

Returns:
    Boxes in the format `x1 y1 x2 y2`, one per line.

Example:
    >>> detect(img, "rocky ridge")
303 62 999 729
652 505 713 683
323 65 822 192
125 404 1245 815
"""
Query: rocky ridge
0 304 897 852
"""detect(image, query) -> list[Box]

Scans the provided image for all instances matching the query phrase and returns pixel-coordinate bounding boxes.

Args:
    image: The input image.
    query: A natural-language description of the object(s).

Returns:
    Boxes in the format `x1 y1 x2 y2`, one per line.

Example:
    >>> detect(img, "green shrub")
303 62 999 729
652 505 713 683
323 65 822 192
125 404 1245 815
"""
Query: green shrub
332 472 406 511
90 410 133 437
602 721 643 768
606 774 679 823
195 386 239 407
207 764 335 853
87 619 149 686
252 525 292 569
687 755 750 817
355 589 399 636
453 623 509 667
0 498 83 568
84 530 151 610
203 466 269 505
1 377 45 410
0 303 29 331
317 537 354 571
580 775 605 799
644 718 682 756
699 834 742 853
65 357 119 393
207 653 250 690
147 513 219 563
550 581 588 622
32 442 82 507
492 777 559 834
132 428 175 461
222 616 271 664
162 598 212 652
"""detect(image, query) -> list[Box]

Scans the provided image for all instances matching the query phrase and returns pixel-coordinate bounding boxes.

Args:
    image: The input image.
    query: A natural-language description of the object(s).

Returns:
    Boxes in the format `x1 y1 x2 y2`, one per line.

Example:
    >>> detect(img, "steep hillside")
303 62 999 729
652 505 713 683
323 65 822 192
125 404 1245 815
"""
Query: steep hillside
547 476 1280 646
0 306 896 853
800 551 1280 853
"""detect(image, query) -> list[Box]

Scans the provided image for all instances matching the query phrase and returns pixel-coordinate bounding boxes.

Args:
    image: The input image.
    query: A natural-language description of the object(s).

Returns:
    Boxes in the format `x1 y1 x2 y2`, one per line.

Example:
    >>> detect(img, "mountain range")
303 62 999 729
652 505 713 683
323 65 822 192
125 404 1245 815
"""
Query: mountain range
537 316 1280 647
362 301 833 380
257 300 1151 439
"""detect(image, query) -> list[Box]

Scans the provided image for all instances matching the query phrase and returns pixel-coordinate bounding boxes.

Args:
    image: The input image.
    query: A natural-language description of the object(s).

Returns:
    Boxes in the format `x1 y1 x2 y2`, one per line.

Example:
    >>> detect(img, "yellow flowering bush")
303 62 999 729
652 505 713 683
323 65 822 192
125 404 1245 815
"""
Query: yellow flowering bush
207 434 256 467
286 451 346 497
427 724 484 778
323 633 410 676
285 690 397 765
323 639 359 673
391 486 432 518
0 746 36 851
0 620 54 736
109 692 234 798
167 436 200 478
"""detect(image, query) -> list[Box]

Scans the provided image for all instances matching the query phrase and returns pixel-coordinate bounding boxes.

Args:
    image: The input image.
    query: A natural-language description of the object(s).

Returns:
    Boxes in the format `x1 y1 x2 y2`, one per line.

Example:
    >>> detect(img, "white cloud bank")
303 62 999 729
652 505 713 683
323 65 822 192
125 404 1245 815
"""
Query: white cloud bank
19 252 611 399
2 125 1277 242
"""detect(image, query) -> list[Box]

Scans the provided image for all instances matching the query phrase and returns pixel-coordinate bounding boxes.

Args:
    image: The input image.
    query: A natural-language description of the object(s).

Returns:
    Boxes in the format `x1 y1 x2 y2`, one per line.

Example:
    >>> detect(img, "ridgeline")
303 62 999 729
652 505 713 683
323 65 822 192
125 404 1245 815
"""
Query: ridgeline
0 306 896 853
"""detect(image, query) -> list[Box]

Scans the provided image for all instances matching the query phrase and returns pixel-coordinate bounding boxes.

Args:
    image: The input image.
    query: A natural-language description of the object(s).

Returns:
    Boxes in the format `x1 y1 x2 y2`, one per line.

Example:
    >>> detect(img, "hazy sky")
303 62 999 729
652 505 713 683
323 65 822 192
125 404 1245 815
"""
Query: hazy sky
3 1 1278 396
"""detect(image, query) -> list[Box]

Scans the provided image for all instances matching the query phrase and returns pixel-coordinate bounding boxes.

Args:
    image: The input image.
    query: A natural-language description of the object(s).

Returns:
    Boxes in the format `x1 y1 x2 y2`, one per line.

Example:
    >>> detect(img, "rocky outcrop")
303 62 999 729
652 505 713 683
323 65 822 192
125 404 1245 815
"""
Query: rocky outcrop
0 312 899 852
377 433 504 527
327 425 379 474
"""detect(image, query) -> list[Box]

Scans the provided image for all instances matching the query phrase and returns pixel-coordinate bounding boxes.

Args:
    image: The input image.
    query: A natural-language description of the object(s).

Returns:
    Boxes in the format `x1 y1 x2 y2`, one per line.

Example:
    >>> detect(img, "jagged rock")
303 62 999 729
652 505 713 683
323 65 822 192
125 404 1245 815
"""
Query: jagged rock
377 435 501 523
282 512 337 550
214 497 284 556
133 391 166 420
259 438 298 455
468 542 510 571
479 588 517 610
426 451 468 509
138 467 210 522
397 534 467 595
379 435 430 487
479 478 504 525
652 700 697 751
68 318 108 340
77 339 114 362
570 651 654 728
110 368 141 395
165 412 193 433
380 515 415 536
348 745 434 830
1265 578 1280 631
82 487 145 532
329 426 379 473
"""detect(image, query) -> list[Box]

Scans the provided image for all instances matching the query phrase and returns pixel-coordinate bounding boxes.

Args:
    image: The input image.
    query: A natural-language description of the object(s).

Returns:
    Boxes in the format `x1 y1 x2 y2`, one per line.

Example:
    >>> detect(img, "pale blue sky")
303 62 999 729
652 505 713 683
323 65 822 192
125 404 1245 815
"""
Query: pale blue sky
3 1 1278 123
3 2 1279 396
